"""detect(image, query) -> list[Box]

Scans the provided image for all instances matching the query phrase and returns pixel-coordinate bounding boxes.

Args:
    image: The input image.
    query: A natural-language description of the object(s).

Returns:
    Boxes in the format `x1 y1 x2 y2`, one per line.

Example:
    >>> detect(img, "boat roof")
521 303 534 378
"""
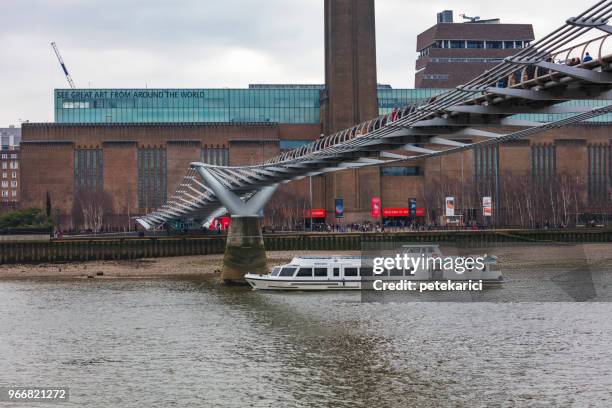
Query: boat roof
275 247 442 268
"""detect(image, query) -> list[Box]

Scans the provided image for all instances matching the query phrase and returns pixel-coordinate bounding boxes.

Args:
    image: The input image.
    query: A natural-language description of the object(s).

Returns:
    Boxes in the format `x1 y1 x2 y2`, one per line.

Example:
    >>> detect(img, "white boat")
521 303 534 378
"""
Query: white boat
245 245 503 291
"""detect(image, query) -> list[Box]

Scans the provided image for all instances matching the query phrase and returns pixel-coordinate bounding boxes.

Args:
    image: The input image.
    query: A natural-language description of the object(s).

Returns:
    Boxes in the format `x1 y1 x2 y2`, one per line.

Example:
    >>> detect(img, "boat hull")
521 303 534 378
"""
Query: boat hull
245 275 503 291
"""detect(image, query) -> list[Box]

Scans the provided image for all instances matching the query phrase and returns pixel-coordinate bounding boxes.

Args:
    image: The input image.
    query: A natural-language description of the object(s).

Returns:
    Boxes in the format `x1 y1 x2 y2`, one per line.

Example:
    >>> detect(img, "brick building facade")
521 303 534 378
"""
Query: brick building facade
415 11 534 88
20 123 318 228
0 127 20 212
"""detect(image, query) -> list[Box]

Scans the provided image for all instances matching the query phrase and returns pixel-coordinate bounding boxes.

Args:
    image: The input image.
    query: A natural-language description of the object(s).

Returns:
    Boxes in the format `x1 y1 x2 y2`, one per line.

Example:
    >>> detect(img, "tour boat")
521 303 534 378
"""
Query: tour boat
244 245 503 291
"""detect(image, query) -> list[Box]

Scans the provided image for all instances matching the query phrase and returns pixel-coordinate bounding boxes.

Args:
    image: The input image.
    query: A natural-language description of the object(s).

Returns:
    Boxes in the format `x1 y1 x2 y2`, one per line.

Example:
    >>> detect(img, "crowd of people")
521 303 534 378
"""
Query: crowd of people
263 220 497 234
496 52 594 88
568 52 593 66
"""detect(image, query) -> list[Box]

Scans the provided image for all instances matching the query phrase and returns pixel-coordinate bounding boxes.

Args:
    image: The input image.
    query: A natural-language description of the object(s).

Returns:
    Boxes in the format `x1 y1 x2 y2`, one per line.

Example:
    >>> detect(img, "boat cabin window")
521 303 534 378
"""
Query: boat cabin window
344 268 359 277
279 267 297 277
390 268 404 277
314 268 328 277
360 267 373 277
333 268 340 277
296 268 313 277
271 267 281 277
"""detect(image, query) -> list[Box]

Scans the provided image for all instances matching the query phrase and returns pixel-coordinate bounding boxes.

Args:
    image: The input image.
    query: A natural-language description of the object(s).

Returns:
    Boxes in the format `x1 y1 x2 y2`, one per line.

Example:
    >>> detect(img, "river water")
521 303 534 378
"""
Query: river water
1 276 611 407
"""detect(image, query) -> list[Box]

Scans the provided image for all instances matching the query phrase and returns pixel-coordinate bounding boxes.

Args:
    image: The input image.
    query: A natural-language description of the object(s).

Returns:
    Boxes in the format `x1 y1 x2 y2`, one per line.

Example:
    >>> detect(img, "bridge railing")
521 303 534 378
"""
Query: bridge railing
551 33 611 64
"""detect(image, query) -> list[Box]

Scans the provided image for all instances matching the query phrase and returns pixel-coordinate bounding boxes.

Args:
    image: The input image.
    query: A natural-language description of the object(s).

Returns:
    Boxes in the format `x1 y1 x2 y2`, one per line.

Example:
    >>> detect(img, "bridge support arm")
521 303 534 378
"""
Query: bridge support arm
195 166 278 217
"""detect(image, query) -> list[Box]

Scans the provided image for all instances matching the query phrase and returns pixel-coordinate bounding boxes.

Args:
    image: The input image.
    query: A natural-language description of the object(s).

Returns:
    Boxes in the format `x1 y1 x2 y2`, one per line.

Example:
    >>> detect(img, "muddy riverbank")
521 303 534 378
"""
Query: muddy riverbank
1 244 610 279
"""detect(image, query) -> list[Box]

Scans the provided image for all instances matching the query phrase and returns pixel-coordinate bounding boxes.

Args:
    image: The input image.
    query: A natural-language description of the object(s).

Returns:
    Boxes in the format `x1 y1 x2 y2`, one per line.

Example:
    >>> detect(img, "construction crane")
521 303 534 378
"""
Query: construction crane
51 42 76 89
459 14 481 23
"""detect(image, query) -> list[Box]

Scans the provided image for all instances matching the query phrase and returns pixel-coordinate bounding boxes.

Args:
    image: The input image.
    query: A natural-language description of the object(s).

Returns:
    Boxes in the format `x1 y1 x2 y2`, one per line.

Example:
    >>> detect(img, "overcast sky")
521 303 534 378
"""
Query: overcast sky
1 0 583 126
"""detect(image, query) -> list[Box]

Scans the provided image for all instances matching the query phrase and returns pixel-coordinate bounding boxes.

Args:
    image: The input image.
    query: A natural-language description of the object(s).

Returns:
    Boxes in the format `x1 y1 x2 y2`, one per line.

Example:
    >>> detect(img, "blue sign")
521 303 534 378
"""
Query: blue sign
335 199 344 218
409 198 417 218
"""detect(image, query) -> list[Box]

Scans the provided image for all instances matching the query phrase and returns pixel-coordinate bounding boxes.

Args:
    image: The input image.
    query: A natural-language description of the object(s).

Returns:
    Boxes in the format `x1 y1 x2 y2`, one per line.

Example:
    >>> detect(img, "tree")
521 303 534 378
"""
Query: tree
72 191 114 232
264 189 307 230
0 208 53 231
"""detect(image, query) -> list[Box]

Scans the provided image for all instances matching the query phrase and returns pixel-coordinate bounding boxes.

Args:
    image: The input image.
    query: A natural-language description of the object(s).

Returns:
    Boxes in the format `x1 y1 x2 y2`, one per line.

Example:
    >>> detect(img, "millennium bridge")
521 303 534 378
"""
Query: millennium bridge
138 1 612 282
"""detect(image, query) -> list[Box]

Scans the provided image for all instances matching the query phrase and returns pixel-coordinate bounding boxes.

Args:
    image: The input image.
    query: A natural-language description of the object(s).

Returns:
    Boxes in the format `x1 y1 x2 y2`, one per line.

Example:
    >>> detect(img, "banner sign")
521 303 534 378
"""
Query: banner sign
409 198 417 218
335 199 344 218
382 208 425 217
483 197 492 217
304 209 327 218
210 217 231 231
371 197 381 218
445 197 455 217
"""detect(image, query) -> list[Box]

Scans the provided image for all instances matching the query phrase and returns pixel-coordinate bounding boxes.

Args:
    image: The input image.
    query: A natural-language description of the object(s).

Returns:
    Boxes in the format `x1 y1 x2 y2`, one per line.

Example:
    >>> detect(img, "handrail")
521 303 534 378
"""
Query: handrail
550 33 610 62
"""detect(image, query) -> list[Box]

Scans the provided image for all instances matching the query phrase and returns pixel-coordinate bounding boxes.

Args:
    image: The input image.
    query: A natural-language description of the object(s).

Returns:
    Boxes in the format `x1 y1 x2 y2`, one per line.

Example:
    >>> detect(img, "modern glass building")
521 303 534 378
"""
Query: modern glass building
54 87 447 124
54 87 612 125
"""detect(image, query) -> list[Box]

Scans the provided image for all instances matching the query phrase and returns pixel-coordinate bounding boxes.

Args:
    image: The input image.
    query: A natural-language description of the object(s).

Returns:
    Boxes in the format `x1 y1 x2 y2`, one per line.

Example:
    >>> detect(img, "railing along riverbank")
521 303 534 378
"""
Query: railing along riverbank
0 229 610 264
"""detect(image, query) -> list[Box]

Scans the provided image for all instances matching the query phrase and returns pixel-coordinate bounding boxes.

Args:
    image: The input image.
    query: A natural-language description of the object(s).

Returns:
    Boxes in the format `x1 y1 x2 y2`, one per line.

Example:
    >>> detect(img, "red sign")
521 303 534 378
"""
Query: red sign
382 208 408 217
209 216 231 231
371 197 381 218
382 208 425 217
220 217 231 230
304 209 327 218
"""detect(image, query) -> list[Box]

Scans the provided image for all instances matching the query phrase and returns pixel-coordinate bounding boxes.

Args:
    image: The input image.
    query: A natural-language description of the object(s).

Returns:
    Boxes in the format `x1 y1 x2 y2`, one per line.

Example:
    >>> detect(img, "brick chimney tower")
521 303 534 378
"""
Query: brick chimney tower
318 0 380 223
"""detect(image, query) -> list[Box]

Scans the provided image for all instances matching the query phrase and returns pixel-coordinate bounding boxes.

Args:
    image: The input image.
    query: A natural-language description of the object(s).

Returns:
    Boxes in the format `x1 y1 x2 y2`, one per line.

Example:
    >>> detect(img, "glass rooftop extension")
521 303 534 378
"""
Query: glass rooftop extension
54 87 612 125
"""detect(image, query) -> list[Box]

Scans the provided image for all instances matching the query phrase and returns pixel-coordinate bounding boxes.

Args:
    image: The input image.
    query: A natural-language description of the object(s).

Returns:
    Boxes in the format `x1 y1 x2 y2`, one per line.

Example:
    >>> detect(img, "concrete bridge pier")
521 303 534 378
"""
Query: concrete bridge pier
195 166 277 283
222 215 268 283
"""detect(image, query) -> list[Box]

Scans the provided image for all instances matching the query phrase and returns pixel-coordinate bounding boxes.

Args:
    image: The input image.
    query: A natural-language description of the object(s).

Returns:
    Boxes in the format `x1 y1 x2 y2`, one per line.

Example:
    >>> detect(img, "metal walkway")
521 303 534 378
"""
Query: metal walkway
137 0 612 229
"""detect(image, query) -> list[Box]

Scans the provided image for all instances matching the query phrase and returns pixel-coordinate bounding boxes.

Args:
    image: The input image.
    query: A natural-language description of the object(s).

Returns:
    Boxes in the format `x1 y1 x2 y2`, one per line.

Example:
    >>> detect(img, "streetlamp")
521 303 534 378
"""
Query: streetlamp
309 176 313 232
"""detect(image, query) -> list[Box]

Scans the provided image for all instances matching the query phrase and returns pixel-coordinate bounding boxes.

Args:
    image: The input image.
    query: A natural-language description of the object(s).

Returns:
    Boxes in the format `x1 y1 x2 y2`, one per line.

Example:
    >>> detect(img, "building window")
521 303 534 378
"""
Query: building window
74 149 103 192
138 147 167 210
430 57 505 64
2 173 6 178
1 191 7 198
1 181 7 188
486 41 503 49
11 190 16 197
11 154 17 159
280 140 311 152
10 181 17 188
1 162 6 169
474 145 499 196
423 74 450 81
467 41 484 49
504 41 515 49
450 40 465 49
531 144 556 184
201 146 229 166
1 154 6 159
380 166 421 177
62 101 90 109
588 144 610 203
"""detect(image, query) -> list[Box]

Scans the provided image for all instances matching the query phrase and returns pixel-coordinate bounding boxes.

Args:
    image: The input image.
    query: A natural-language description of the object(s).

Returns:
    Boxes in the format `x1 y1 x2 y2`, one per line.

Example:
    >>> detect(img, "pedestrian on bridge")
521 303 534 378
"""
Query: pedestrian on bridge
391 107 398 122
583 52 593 63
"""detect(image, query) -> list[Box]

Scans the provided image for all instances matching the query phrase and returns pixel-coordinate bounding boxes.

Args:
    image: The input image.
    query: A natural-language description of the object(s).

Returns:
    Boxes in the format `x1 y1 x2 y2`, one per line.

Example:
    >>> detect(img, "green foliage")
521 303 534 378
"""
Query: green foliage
0 208 53 231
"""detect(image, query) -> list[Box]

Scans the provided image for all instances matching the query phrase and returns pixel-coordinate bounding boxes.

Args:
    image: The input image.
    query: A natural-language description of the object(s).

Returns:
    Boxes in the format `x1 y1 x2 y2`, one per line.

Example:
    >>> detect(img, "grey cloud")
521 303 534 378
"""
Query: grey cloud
0 0 593 125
